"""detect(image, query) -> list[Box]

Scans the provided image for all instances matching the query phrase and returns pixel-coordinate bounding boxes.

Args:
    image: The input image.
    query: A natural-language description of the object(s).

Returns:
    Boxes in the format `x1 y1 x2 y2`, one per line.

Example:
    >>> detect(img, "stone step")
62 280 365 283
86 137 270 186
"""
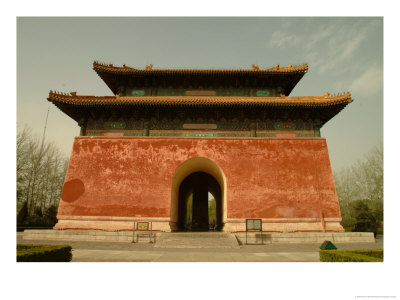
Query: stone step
154 232 240 248
157 232 230 238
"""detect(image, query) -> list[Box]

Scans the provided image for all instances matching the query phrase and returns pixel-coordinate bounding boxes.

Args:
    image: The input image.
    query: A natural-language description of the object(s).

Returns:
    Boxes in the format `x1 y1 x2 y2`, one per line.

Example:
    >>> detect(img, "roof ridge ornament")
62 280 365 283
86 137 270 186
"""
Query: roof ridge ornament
251 64 260 71
145 64 153 70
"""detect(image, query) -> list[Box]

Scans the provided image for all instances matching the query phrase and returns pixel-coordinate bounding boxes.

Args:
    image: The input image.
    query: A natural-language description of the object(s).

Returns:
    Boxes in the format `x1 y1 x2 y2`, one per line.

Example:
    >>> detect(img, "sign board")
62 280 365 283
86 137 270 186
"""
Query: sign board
137 222 149 231
246 219 262 231
245 219 263 245
103 132 124 137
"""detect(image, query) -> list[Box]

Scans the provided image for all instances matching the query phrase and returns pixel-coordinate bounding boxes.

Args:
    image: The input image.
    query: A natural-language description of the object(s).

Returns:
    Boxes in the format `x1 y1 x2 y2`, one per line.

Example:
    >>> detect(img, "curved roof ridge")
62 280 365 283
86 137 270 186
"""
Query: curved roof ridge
92 61 309 73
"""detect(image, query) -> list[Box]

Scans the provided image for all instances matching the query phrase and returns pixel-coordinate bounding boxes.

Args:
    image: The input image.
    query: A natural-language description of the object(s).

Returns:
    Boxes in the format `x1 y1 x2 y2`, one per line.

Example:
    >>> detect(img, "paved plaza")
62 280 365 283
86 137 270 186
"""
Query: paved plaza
17 232 383 262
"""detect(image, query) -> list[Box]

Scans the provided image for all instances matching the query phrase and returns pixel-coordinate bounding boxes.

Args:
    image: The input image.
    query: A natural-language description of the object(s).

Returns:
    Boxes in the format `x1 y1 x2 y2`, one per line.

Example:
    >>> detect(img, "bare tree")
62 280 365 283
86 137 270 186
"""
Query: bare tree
16 125 68 226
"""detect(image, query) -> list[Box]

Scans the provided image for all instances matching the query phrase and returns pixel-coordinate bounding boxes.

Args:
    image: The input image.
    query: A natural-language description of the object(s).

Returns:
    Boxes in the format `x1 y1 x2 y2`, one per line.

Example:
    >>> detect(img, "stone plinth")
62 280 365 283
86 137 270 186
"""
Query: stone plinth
22 230 374 244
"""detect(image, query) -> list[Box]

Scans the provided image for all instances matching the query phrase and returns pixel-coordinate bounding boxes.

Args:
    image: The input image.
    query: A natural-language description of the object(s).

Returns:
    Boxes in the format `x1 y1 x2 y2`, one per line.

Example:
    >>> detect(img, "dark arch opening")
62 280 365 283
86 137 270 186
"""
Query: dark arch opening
177 172 222 231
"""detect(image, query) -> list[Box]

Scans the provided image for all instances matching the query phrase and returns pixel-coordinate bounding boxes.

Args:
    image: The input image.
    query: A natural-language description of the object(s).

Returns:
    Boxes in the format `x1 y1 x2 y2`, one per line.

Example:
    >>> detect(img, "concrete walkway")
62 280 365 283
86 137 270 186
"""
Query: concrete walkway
17 232 383 262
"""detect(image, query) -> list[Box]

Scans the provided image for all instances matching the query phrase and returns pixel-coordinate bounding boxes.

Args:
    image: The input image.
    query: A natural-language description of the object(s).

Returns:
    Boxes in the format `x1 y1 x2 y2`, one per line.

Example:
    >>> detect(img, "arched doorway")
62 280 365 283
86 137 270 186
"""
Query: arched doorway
177 172 222 231
170 157 227 232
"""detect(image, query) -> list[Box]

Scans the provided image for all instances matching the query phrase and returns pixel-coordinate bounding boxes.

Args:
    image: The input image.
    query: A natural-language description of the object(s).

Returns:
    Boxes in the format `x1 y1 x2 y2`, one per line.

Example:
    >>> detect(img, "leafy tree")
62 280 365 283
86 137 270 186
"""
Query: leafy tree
350 200 377 236
334 143 383 232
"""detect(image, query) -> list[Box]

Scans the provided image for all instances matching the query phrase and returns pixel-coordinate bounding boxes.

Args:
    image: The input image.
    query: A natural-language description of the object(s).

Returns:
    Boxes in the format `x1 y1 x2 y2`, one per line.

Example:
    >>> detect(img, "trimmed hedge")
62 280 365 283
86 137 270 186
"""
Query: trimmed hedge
320 250 383 262
351 249 383 259
17 244 72 262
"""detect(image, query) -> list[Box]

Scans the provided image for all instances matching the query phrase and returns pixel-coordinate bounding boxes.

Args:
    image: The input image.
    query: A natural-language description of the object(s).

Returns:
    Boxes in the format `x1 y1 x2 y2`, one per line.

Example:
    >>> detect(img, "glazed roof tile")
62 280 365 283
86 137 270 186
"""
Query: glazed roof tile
93 61 309 74
48 91 352 106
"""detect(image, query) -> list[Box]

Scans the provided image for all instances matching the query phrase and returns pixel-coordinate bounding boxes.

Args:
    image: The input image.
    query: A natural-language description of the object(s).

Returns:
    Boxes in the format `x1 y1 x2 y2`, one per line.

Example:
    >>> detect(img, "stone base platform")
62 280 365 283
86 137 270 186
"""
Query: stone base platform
54 216 345 233
235 232 375 244
54 216 172 232
22 230 375 245
23 230 135 243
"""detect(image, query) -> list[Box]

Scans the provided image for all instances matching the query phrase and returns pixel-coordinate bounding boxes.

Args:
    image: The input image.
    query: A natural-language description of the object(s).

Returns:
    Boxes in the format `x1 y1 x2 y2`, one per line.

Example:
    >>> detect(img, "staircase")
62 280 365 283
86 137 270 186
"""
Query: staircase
154 232 240 249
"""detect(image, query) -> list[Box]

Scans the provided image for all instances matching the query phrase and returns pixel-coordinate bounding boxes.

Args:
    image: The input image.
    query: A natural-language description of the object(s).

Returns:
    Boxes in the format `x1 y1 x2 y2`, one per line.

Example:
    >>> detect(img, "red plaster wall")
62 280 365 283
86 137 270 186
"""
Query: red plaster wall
58 137 341 220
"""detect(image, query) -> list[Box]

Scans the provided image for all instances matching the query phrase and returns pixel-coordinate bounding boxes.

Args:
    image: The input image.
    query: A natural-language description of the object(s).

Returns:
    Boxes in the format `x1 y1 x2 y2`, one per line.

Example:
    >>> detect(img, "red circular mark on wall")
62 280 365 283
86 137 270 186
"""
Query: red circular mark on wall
61 179 85 203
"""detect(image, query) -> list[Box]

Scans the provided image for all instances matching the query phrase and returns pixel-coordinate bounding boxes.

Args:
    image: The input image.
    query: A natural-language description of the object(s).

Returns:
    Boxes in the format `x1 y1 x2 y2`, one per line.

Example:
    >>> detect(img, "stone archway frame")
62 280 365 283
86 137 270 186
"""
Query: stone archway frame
170 157 227 231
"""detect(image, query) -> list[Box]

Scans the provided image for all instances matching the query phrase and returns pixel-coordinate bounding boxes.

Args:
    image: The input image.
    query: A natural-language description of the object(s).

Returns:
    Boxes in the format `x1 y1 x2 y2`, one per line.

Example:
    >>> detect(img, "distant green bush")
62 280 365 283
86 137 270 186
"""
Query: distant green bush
17 244 72 262
344 224 383 237
319 250 383 262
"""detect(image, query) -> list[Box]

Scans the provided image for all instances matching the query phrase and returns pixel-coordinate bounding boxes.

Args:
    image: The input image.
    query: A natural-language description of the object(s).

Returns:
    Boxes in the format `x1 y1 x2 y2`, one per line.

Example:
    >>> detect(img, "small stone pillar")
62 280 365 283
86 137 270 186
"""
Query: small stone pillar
78 118 87 136
314 119 322 137
117 86 126 96
143 121 149 136
250 122 256 137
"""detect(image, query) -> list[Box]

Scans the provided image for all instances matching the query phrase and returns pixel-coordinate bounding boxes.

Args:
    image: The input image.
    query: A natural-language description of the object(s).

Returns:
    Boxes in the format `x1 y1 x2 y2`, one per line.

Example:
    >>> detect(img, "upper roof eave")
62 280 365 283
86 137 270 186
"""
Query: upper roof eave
92 61 309 74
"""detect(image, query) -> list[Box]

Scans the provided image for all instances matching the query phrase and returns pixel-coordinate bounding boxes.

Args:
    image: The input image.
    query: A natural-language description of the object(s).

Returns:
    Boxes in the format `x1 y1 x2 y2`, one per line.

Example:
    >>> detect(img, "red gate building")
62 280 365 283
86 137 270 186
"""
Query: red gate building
48 62 352 233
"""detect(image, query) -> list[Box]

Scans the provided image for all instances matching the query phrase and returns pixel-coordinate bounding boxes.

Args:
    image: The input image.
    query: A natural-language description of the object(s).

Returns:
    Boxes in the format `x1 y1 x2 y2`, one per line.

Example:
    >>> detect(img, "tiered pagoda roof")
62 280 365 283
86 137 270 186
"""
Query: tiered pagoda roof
48 62 353 126
93 62 309 96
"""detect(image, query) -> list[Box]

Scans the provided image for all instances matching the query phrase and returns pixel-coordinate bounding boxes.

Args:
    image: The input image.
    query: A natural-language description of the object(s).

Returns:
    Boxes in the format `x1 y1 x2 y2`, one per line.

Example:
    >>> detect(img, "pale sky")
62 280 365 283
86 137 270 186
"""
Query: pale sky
17 17 383 172
7 3 400 300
